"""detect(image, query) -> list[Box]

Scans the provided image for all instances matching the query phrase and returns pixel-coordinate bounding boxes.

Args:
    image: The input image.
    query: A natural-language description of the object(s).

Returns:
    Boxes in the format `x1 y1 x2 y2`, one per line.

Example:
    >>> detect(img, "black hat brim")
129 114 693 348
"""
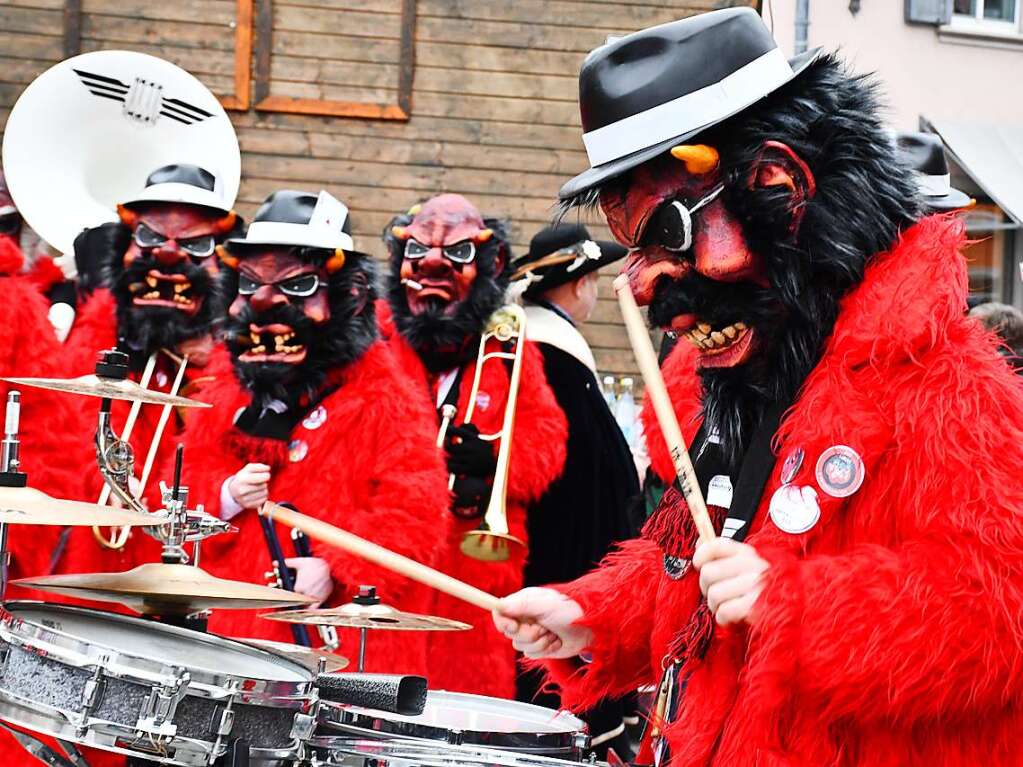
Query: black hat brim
559 49 823 201
924 187 973 211
521 239 627 297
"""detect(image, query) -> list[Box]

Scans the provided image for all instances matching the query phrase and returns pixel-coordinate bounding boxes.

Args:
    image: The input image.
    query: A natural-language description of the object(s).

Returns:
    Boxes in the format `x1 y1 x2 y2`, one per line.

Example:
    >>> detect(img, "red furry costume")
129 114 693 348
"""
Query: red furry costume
386 325 567 697
175 342 450 674
540 216 1023 765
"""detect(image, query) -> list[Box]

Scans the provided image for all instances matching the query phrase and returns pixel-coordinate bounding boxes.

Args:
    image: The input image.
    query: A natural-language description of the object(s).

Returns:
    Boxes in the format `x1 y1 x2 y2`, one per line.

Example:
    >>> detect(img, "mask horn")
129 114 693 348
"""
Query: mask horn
670 144 720 175
216 244 239 269
326 248 346 274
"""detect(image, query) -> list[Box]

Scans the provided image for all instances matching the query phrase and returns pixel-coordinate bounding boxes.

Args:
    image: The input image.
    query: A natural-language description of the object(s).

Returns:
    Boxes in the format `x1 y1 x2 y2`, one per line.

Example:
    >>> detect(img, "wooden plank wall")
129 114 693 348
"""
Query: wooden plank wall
0 0 724 379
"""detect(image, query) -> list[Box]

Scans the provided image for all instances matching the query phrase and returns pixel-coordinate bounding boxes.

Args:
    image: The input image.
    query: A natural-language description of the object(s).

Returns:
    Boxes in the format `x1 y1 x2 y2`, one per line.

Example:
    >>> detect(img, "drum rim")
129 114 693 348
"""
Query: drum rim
1 600 314 698
307 736 589 767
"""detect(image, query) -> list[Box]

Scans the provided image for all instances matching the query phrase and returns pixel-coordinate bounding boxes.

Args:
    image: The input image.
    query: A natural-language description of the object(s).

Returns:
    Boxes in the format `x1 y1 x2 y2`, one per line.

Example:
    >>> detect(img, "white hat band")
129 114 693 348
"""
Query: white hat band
243 220 354 251
582 47 794 167
918 172 952 198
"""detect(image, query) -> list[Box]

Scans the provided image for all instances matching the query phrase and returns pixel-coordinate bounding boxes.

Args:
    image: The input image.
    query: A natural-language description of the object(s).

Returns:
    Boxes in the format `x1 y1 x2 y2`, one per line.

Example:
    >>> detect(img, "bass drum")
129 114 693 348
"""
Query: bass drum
0 602 318 766
317 691 588 759
307 738 590 767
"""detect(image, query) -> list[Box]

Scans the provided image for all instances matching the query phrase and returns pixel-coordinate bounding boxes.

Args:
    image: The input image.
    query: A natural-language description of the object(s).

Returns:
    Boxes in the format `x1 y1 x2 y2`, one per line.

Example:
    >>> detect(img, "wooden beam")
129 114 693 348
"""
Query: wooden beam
254 96 408 121
220 0 253 111
63 0 82 58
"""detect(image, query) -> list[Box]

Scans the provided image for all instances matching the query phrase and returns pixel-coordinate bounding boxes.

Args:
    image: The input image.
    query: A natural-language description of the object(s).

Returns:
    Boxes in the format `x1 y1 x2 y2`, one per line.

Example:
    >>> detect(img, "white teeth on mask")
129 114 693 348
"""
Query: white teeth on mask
723 326 737 339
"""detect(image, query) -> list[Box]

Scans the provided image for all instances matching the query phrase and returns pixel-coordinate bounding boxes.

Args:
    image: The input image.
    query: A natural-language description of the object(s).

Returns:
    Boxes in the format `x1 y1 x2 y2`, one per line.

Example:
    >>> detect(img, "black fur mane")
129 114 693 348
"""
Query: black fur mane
563 54 921 466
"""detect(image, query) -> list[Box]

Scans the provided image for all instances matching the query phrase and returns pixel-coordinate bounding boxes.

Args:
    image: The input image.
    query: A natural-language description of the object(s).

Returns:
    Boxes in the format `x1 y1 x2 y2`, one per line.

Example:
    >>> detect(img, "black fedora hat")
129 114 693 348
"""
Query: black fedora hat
895 132 972 212
561 7 820 200
226 189 356 252
511 223 627 297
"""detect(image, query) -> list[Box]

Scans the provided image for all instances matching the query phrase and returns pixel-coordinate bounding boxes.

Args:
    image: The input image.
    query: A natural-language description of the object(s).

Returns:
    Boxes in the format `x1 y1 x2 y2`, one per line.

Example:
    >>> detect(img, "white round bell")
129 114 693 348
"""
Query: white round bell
2 50 241 256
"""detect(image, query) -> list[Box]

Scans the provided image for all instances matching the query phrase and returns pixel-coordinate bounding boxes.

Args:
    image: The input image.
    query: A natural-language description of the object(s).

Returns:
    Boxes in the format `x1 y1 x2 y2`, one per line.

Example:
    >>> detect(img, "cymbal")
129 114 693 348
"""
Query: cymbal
234 637 349 672
265 601 472 632
2 374 211 408
13 562 315 616
0 486 168 527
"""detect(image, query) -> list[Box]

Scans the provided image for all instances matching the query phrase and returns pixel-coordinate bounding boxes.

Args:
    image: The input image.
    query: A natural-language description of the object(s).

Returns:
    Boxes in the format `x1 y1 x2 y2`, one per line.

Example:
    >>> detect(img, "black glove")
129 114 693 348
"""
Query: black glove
444 423 497 476
450 475 490 519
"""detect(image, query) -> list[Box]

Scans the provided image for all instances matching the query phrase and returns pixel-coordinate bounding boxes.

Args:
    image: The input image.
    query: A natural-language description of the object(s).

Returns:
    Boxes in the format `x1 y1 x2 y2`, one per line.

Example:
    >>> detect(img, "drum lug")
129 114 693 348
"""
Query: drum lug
0 642 10 672
136 667 190 739
573 732 592 753
290 711 316 741
210 688 238 760
74 666 105 737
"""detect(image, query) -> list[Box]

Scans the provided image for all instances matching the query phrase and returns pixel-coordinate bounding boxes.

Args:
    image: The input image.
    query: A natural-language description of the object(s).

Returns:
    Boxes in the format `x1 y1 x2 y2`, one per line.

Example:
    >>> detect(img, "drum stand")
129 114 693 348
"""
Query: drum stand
353 585 381 672
0 391 24 602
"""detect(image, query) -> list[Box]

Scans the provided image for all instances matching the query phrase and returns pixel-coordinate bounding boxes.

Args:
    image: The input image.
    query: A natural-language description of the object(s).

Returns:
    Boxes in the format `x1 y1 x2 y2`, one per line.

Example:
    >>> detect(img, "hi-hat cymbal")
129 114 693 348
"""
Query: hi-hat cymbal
234 637 349 672
2 374 211 408
0 485 168 527
265 601 472 632
13 562 314 616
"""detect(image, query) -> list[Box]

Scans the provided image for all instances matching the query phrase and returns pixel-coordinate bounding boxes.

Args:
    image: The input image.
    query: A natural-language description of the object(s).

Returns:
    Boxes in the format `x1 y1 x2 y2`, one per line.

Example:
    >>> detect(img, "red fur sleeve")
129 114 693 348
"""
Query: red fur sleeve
64 289 119 373
314 353 451 609
506 341 567 503
748 346 1023 723
535 537 662 711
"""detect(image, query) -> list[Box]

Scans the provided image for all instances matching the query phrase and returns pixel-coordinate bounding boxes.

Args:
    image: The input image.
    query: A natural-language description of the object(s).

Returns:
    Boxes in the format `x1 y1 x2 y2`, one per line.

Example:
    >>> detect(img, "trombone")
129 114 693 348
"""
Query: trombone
448 304 527 563
93 349 189 549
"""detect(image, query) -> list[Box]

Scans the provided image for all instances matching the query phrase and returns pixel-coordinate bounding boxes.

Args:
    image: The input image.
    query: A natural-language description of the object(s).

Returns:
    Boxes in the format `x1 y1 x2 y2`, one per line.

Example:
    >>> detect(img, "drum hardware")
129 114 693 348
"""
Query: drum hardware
304 737 592 767
259 501 340 651
453 304 527 562
0 391 22 597
315 691 590 759
314 673 427 717
0 602 320 766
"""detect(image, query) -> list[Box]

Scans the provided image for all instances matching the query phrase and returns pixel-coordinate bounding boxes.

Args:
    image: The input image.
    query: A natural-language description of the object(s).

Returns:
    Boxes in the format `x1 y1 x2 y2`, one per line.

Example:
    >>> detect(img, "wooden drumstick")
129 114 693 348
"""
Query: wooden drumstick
261 502 501 612
613 274 716 544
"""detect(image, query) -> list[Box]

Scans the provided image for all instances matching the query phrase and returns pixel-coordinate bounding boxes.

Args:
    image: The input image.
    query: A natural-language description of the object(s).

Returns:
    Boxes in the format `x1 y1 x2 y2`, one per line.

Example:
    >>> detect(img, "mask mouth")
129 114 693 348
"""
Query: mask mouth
671 316 756 369
236 322 307 364
128 269 201 315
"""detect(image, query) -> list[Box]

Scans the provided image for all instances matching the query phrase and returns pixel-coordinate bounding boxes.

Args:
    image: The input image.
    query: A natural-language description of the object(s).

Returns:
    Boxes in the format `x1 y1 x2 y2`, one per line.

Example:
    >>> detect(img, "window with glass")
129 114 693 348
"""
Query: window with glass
953 0 1019 24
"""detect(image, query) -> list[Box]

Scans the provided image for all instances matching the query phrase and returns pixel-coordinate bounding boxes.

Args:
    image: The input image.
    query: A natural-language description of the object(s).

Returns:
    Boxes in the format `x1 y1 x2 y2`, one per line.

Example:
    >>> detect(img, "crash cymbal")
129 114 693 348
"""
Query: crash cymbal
13 562 314 616
234 637 349 672
0 485 168 527
266 601 472 632
2 374 211 408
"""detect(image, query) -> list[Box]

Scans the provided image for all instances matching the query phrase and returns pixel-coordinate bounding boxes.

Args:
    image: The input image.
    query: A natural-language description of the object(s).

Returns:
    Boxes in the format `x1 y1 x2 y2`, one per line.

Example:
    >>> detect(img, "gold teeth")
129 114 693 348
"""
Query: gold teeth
683 321 747 351
273 332 302 354
146 276 158 288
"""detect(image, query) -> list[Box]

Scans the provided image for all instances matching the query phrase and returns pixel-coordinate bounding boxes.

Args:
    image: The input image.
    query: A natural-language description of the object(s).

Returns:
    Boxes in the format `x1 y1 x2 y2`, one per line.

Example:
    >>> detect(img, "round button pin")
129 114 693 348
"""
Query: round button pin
815 445 865 498
769 484 821 534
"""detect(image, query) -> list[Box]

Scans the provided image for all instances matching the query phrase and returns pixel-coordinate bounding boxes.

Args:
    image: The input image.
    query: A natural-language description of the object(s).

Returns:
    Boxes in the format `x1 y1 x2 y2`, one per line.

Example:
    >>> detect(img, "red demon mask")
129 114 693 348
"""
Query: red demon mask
608 142 815 369
390 194 499 317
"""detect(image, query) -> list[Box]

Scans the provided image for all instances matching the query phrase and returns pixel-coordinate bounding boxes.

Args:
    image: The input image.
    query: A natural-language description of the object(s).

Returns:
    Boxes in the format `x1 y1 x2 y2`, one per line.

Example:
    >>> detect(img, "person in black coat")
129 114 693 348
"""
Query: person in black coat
510 223 640 756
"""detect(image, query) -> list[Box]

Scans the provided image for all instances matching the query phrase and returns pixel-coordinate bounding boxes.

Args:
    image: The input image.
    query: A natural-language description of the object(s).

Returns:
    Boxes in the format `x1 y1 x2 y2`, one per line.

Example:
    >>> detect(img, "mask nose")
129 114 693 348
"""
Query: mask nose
250 284 289 313
622 249 690 306
152 243 187 268
417 248 452 276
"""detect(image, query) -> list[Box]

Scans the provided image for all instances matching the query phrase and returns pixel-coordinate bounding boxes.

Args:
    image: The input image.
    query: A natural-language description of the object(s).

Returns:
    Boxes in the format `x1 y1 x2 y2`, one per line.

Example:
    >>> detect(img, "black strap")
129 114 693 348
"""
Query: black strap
727 401 786 542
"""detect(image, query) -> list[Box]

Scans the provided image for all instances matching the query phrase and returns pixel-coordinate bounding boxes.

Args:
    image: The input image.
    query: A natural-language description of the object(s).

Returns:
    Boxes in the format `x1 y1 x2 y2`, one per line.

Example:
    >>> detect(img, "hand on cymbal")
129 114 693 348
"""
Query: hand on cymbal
694 537 769 626
285 556 334 607
493 587 591 660
229 462 271 509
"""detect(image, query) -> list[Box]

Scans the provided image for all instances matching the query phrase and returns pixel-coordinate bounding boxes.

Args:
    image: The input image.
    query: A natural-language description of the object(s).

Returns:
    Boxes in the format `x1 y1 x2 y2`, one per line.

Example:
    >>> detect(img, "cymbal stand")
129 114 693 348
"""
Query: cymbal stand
353 585 380 672
0 391 25 601
157 445 233 566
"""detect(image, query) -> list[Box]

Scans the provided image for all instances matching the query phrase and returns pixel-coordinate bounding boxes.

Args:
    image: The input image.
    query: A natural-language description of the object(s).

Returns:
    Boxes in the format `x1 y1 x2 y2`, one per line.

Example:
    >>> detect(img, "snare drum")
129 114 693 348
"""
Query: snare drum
0 602 319 766
307 737 588 767
317 691 588 759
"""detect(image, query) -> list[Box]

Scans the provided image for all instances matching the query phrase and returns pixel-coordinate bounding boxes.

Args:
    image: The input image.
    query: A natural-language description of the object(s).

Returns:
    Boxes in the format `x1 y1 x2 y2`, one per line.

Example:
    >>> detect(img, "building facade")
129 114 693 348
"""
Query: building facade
766 0 1023 308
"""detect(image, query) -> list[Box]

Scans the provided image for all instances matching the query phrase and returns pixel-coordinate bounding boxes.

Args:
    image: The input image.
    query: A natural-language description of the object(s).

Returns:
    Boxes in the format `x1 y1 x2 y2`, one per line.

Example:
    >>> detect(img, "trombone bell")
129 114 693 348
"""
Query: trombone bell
460 528 524 562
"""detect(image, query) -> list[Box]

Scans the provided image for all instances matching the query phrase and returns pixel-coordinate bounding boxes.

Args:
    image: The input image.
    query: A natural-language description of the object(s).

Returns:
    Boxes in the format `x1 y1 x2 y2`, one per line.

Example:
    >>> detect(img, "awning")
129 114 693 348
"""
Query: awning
923 117 1023 226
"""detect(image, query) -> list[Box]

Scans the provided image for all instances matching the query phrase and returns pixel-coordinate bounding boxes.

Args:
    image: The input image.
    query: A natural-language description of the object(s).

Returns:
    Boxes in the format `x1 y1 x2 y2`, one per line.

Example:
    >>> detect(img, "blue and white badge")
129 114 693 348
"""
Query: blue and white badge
815 445 865 498
288 439 309 463
475 391 492 412
769 484 821 534
302 405 327 430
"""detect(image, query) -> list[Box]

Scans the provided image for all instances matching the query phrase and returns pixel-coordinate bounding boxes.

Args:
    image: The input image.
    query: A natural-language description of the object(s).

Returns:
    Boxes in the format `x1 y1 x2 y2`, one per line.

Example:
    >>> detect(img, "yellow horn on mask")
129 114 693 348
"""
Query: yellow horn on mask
670 144 720 175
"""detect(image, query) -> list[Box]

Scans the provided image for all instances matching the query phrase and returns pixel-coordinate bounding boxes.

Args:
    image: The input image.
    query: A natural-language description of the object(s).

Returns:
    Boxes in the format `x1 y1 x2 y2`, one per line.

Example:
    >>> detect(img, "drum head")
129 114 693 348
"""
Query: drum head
4 602 309 682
